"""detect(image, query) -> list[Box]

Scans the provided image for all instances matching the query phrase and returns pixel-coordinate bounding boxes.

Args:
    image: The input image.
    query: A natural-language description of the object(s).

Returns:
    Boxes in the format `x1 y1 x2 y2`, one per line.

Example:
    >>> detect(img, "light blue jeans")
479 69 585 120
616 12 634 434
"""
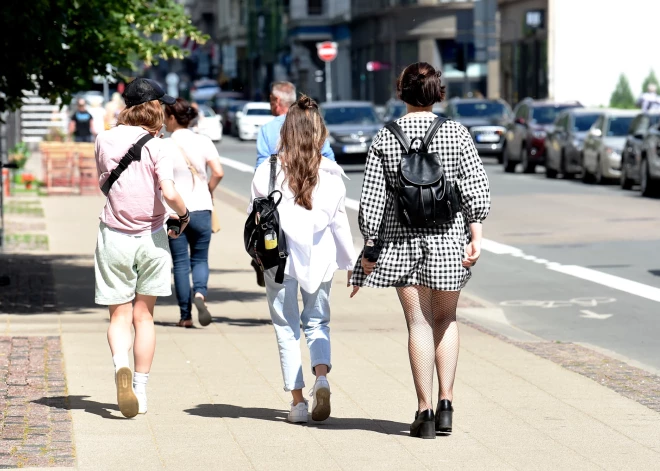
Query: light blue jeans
264 270 332 392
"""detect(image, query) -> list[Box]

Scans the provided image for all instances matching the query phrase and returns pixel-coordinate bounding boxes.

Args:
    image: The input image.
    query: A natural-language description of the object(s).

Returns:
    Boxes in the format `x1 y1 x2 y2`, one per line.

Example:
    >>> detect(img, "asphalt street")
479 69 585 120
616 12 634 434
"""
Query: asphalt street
215 135 660 373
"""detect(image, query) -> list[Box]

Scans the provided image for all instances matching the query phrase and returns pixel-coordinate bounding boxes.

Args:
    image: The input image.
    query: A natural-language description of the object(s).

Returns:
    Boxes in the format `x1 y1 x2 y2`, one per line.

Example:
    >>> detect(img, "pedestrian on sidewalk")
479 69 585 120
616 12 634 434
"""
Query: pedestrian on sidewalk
95 78 190 418
164 98 225 328
69 98 95 143
349 62 491 438
249 81 336 288
249 95 356 424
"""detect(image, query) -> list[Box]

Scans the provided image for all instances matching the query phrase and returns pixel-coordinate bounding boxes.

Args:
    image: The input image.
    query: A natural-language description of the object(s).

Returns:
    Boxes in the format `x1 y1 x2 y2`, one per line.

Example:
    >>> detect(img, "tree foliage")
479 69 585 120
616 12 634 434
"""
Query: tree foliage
641 69 660 94
609 74 636 109
0 0 207 114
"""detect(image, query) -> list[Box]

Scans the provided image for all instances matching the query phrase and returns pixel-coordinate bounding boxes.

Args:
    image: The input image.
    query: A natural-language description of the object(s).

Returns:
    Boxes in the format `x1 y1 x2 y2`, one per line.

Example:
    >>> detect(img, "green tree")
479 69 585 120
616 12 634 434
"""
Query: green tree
0 0 208 114
609 74 636 109
641 69 660 94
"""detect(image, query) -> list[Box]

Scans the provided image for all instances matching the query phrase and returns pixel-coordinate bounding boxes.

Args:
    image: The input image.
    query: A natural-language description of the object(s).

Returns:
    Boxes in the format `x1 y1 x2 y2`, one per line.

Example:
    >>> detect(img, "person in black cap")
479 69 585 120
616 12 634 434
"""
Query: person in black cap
94 77 189 418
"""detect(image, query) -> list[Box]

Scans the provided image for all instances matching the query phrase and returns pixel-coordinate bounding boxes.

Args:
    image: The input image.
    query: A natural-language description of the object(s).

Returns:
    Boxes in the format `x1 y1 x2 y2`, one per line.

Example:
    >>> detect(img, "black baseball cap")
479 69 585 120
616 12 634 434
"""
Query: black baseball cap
122 78 176 108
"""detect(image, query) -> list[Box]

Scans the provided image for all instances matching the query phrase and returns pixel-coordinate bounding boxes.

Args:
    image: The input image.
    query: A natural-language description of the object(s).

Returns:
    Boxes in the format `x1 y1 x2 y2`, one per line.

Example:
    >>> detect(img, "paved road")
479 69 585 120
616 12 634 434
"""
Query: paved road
215 136 660 372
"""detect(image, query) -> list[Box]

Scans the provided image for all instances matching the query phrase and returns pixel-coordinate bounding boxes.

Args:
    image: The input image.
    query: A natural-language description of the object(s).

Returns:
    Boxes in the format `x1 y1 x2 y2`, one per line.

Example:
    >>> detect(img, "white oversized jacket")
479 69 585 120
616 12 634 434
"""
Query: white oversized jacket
249 158 356 293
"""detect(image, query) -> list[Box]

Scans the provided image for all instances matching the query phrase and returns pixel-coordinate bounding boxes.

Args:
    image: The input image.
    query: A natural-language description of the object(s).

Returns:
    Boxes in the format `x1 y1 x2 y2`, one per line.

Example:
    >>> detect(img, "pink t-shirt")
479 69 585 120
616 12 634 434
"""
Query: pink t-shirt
96 125 175 235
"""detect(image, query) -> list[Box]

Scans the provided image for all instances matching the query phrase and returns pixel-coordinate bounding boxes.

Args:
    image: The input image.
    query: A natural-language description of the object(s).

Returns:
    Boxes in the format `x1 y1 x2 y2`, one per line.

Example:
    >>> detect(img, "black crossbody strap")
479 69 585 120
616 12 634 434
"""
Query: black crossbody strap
101 134 153 196
384 122 411 154
268 154 278 194
422 117 447 150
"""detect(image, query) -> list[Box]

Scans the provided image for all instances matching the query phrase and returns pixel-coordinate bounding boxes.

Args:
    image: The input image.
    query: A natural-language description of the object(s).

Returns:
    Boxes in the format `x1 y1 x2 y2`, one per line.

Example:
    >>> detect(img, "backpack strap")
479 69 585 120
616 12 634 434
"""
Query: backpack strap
384 121 411 154
268 154 278 194
101 133 153 196
421 117 448 151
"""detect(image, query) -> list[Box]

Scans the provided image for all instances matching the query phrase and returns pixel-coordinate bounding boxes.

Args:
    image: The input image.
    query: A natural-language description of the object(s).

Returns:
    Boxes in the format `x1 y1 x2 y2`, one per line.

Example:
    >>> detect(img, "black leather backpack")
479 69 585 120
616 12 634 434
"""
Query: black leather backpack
385 117 461 228
244 155 289 283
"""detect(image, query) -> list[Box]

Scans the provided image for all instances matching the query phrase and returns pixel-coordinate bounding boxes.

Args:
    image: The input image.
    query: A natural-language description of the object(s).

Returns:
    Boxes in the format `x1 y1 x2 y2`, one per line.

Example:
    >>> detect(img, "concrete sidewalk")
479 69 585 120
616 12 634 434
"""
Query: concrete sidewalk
1 192 659 470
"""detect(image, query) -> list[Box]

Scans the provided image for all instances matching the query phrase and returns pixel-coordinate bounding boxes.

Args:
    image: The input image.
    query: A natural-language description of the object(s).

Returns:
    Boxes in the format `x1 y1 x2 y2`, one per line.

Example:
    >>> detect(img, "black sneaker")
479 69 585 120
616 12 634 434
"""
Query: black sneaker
410 409 435 439
436 399 453 433
251 260 265 287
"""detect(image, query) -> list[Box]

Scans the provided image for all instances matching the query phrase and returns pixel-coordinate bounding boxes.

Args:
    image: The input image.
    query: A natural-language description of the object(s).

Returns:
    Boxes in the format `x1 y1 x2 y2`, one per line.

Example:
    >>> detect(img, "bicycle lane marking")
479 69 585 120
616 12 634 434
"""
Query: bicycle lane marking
217 155 660 305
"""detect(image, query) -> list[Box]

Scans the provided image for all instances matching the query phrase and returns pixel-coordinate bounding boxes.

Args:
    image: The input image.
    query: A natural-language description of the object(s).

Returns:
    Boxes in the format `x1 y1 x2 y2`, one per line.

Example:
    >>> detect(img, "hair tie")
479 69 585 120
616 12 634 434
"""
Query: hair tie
417 73 425 81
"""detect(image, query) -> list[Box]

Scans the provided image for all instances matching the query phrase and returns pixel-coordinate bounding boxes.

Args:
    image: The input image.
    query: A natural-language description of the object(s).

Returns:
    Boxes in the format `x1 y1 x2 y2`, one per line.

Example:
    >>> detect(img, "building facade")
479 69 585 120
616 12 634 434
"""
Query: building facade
350 0 497 104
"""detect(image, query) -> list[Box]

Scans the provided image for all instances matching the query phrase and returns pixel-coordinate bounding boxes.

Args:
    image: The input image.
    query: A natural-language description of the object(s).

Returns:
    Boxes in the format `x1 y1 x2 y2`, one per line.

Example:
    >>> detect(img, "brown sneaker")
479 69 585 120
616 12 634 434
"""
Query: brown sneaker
177 319 193 328
115 367 139 418
194 296 212 327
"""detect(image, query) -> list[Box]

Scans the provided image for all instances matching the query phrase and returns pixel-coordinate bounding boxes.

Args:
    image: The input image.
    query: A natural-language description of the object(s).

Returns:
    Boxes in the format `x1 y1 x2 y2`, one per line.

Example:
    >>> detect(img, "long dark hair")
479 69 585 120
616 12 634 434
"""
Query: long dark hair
278 95 328 210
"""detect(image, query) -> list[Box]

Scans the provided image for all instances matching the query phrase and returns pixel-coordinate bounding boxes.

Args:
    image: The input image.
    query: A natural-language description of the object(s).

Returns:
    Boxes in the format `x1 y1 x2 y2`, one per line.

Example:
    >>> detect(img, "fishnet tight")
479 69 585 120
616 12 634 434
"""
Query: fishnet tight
396 286 460 412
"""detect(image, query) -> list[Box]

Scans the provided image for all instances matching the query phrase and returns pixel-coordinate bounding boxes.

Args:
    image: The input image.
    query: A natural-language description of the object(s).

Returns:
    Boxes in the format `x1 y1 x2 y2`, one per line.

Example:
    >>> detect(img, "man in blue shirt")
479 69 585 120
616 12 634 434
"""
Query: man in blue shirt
255 81 335 169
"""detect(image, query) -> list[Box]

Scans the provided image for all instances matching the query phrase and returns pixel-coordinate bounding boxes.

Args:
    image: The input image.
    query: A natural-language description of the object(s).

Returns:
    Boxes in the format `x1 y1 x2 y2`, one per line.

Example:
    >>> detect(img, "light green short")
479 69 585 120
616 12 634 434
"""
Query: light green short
94 222 172 305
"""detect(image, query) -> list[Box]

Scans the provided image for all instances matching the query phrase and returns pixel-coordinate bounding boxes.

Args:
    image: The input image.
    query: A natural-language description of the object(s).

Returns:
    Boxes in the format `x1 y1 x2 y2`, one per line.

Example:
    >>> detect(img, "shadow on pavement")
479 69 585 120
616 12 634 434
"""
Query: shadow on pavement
185 403 409 436
211 316 271 327
33 395 124 420
0 252 264 314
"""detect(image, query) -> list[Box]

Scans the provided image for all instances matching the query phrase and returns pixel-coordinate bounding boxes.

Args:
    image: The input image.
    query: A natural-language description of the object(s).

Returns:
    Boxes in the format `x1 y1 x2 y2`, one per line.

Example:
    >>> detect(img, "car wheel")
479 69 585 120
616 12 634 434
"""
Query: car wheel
620 164 633 190
560 151 573 179
545 167 558 179
594 155 604 184
640 159 658 197
522 147 536 174
581 153 593 183
503 148 516 173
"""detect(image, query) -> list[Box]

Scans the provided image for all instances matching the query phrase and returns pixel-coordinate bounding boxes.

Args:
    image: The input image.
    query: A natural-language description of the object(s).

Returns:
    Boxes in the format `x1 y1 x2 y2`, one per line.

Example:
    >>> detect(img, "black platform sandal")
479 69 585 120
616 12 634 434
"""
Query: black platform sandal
436 399 453 433
410 409 435 439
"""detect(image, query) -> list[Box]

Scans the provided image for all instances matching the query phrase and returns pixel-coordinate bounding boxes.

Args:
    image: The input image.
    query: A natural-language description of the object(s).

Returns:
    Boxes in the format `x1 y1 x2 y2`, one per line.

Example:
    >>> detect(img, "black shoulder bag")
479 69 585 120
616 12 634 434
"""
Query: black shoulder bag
101 134 154 196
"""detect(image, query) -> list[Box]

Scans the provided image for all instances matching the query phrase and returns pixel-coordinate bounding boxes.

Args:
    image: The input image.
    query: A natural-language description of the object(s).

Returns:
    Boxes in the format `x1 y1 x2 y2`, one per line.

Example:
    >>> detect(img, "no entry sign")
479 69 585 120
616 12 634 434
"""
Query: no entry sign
316 42 338 62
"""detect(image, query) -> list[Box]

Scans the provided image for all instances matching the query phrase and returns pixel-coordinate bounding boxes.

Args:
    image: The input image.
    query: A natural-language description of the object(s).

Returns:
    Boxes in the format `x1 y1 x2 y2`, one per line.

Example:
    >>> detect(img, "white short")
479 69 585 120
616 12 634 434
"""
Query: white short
94 222 172 305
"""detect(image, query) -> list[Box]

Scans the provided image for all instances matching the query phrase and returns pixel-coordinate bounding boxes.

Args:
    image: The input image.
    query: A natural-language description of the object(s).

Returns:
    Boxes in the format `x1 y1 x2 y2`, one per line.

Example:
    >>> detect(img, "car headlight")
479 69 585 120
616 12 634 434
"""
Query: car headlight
532 130 547 139
327 134 336 144
607 148 622 162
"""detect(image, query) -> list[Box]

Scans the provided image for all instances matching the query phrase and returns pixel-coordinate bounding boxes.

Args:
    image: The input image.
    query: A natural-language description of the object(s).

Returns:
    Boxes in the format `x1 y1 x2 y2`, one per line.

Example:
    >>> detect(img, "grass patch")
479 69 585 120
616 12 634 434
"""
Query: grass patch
4 233 49 251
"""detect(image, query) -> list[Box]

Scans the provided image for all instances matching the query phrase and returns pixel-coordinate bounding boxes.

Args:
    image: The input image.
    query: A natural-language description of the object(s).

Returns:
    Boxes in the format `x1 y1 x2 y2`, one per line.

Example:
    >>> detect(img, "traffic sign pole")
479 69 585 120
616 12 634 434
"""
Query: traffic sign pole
325 61 332 103
316 41 338 103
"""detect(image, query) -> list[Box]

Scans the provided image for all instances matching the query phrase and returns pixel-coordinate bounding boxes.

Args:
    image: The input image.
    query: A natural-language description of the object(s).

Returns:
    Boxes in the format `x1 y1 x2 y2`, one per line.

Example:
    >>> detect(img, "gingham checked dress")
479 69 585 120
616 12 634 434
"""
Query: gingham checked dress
349 112 491 291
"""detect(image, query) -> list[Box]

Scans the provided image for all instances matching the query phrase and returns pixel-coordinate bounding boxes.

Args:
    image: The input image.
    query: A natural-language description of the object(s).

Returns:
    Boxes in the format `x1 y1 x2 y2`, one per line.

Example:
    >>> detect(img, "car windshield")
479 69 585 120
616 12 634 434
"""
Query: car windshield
573 114 600 132
200 107 215 118
533 106 575 124
388 103 407 119
454 102 507 118
322 106 380 125
245 108 272 116
607 116 635 136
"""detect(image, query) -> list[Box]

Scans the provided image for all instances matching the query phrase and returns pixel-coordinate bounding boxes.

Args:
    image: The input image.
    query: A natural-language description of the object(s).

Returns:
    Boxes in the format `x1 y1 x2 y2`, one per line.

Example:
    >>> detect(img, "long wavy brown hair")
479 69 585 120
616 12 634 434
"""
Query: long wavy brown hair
278 95 328 210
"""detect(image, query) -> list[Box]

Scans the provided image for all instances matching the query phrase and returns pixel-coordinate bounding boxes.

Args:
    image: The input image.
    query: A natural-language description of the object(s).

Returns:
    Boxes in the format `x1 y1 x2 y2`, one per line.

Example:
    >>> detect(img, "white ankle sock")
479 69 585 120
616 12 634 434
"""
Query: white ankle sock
112 353 130 372
133 372 149 394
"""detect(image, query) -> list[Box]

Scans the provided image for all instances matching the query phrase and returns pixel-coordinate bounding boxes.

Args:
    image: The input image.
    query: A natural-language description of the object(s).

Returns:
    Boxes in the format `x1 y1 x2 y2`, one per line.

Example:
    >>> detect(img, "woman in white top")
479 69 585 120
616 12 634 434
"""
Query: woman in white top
164 99 224 328
250 95 356 424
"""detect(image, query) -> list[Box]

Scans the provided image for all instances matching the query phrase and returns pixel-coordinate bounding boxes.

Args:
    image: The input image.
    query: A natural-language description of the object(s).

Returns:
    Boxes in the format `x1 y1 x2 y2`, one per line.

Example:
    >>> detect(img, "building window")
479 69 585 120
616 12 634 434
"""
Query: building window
308 0 323 15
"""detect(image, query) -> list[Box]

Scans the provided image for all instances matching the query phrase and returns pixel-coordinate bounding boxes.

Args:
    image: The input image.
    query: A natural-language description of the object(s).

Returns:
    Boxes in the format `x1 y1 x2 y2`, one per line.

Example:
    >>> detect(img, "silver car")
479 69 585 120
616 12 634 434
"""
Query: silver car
581 110 637 184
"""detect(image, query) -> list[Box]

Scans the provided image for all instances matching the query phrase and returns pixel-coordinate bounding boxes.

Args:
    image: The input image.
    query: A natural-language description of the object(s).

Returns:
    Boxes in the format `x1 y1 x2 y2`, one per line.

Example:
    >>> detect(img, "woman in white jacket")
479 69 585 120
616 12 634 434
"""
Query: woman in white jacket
250 95 356 424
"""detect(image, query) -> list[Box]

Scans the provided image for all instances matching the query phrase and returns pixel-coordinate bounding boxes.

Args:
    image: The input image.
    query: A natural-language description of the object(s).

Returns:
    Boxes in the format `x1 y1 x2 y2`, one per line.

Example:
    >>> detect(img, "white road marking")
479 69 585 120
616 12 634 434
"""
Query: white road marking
220 156 659 304
219 156 255 173
580 310 613 320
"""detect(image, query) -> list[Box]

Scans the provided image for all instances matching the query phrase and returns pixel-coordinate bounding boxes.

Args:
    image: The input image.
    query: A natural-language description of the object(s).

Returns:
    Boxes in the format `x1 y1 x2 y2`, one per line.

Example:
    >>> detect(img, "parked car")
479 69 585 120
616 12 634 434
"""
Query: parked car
225 100 248 136
620 111 660 191
581 109 637 184
320 101 382 163
383 99 407 122
196 104 223 142
443 98 512 162
545 109 602 179
236 102 274 141
190 79 221 103
503 99 582 173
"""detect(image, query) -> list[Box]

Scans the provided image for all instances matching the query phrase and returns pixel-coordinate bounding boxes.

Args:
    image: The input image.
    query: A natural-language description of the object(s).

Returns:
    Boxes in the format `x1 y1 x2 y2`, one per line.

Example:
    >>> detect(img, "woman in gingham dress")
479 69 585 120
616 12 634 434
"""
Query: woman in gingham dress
350 62 490 438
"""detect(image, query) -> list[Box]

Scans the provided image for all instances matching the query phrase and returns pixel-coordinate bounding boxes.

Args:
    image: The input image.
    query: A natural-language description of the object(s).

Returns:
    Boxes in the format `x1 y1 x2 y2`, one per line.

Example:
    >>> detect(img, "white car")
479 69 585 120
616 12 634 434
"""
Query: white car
236 102 275 140
196 105 223 142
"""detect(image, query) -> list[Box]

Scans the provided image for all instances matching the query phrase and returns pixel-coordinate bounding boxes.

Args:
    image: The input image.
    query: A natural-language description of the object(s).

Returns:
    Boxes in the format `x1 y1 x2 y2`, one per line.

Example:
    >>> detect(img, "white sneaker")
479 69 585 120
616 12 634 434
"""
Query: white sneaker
287 400 309 424
311 377 331 422
136 391 148 415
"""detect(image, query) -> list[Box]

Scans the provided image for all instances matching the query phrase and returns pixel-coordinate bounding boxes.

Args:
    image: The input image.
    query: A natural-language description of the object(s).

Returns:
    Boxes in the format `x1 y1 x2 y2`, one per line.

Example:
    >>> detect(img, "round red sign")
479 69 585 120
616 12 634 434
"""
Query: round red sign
317 41 338 62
